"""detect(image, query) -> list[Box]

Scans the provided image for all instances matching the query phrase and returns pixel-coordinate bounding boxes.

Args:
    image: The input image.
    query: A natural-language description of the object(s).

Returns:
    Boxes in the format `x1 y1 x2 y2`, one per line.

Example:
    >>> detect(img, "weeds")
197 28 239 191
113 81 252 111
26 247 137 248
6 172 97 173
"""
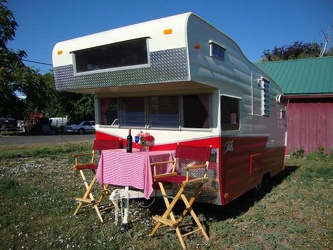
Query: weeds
0 144 332 249
291 146 333 162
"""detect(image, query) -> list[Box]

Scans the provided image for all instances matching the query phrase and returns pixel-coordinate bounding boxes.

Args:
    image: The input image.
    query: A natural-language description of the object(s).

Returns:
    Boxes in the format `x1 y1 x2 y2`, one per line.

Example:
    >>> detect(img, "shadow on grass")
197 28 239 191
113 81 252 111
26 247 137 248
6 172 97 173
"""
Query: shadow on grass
198 165 299 221
145 165 299 234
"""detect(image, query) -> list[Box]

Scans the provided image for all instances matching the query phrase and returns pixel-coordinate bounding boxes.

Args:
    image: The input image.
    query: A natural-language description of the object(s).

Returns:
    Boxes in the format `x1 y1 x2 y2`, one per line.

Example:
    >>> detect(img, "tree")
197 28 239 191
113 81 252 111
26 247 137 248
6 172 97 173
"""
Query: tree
0 0 27 118
0 1 94 122
18 67 51 115
19 70 94 123
70 94 95 122
261 41 333 62
44 72 94 122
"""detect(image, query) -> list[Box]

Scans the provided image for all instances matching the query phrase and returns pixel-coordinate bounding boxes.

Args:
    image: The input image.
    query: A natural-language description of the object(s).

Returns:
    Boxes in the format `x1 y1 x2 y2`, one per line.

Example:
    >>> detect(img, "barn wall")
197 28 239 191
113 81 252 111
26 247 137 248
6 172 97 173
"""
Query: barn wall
287 99 333 154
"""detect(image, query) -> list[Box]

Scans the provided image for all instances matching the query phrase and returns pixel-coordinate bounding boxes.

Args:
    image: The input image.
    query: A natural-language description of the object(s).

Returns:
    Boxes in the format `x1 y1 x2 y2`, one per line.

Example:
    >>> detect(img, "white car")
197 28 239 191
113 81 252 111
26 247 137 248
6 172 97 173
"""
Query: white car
66 121 95 134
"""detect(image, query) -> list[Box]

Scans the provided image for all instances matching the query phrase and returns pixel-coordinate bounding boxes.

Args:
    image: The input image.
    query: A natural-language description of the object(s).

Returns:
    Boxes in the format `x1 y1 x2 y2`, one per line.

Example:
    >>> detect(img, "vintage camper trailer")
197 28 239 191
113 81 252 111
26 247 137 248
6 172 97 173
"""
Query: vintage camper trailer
52 12 287 206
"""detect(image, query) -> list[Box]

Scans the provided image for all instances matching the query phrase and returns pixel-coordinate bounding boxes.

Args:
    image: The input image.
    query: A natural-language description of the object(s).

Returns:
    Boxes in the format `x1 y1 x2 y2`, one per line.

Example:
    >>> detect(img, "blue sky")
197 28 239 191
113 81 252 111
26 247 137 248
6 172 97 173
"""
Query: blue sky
7 0 333 74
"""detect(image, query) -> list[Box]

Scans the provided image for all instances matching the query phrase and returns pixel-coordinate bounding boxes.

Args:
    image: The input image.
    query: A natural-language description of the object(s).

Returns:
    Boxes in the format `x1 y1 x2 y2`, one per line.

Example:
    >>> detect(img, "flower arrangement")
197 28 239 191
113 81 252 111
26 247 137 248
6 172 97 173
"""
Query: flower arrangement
136 131 155 146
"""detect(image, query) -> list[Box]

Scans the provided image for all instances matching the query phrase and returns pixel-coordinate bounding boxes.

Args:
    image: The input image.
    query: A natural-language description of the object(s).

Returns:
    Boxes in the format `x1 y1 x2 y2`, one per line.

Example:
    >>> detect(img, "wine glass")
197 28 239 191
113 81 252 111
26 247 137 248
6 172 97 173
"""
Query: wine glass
134 136 139 144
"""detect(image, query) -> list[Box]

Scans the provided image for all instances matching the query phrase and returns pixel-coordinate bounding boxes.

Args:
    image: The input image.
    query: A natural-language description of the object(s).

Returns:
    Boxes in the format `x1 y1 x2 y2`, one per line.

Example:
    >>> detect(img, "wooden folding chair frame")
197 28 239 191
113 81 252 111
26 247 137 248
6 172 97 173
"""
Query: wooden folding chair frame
72 139 121 222
149 145 211 249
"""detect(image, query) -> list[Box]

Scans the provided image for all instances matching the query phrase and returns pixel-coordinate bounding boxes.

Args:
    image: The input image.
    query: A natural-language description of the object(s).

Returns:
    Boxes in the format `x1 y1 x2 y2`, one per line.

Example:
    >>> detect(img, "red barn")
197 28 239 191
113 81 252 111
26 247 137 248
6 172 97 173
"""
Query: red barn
257 56 333 155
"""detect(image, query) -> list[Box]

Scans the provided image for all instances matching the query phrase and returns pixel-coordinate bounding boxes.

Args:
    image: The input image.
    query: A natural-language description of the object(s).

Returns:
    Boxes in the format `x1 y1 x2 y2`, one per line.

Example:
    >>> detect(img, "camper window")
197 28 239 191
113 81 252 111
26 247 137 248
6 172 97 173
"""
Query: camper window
101 99 118 125
210 42 225 61
73 38 148 73
100 94 211 129
280 109 286 119
183 95 209 128
119 98 145 127
221 96 240 131
260 78 270 117
148 96 179 128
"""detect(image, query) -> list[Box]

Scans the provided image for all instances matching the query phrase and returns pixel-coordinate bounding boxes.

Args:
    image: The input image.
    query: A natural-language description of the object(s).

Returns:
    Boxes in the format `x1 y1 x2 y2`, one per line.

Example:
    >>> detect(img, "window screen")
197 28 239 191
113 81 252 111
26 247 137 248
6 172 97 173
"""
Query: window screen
119 98 145 127
148 96 179 128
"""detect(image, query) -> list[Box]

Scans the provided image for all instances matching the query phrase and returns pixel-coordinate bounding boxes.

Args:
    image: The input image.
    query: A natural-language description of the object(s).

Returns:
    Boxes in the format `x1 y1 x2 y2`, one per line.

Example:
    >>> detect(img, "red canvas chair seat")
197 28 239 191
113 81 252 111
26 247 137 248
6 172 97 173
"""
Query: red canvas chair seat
73 163 98 170
150 145 211 249
73 139 121 222
156 175 195 184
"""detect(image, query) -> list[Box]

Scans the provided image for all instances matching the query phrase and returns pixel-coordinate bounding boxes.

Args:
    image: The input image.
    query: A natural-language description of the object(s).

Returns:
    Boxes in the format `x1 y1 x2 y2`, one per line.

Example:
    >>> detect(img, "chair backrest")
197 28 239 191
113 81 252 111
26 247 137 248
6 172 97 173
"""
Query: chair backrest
175 145 211 162
93 139 121 151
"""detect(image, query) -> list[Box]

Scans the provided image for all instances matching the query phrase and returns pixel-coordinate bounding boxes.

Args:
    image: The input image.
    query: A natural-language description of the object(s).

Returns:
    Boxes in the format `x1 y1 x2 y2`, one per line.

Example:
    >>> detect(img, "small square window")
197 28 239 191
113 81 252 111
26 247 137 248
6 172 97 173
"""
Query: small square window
210 42 225 61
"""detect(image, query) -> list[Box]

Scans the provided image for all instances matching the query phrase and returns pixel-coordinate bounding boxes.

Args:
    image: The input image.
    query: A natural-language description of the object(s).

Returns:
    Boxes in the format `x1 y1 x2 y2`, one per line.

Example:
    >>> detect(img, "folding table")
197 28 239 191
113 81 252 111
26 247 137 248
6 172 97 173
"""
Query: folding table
96 148 174 230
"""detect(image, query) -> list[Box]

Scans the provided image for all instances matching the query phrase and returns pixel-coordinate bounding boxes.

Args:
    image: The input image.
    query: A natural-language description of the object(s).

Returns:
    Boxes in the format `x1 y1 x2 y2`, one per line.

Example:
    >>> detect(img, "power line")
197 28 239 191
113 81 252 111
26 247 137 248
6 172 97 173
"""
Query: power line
23 59 53 66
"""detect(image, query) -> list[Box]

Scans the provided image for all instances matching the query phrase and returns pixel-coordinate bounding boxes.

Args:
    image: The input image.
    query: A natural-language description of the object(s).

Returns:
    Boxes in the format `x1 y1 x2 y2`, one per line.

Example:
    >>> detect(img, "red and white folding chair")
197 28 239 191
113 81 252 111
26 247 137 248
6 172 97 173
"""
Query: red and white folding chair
72 139 121 222
150 145 211 249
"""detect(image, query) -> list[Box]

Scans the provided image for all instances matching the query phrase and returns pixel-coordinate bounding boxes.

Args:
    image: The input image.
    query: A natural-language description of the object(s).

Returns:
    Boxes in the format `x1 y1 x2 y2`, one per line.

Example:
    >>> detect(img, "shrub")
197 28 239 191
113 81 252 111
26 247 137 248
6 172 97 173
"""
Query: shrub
291 148 305 158
307 147 328 161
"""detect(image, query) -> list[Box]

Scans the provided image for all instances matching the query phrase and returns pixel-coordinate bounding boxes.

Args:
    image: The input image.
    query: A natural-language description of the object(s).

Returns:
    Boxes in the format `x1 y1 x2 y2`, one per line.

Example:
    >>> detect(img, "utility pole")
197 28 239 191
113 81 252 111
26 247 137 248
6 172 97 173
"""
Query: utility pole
320 16 333 57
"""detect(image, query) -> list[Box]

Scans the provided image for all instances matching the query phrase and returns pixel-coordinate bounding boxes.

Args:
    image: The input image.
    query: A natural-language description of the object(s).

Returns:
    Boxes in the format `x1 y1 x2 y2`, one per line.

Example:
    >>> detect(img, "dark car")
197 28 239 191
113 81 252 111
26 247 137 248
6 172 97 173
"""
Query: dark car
0 117 18 131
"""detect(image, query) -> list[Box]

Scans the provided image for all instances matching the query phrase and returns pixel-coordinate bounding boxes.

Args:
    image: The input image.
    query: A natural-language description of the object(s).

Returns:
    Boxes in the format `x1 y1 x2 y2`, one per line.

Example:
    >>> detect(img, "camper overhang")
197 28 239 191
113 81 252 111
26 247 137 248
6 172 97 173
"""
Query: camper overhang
72 81 216 97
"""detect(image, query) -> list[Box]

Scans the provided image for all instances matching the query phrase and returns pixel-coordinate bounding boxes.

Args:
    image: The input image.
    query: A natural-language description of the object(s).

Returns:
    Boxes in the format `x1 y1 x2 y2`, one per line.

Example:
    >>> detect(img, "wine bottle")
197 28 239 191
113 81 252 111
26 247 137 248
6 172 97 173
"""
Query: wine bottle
126 129 132 153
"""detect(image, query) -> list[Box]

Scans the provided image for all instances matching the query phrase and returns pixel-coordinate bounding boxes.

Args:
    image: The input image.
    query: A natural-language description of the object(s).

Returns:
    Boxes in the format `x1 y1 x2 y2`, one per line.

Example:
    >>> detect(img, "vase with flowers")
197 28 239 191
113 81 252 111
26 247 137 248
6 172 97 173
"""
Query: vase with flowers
136 131 155 151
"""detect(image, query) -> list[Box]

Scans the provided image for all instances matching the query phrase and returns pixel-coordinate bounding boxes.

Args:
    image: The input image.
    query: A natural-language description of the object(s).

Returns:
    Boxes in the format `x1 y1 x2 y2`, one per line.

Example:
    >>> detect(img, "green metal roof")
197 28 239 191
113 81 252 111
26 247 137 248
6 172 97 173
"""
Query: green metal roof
256 56 333 95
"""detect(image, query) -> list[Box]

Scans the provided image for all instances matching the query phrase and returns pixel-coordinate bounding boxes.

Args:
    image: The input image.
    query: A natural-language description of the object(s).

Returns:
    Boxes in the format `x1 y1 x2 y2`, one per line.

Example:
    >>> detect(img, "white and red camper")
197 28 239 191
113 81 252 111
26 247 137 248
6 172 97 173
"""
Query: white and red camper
52 12 287 205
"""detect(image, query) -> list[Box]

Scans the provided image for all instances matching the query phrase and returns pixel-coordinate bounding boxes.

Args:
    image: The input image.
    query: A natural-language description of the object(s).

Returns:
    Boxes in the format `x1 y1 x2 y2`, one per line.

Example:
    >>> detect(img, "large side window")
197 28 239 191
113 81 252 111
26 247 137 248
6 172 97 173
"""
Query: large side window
221 95 240 131
101 94 211 129
73 38 148 73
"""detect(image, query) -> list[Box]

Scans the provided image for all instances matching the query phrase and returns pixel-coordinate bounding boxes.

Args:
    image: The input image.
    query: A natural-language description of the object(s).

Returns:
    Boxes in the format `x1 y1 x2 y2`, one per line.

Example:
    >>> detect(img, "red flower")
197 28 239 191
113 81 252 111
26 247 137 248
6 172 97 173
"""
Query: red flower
137 131 154 145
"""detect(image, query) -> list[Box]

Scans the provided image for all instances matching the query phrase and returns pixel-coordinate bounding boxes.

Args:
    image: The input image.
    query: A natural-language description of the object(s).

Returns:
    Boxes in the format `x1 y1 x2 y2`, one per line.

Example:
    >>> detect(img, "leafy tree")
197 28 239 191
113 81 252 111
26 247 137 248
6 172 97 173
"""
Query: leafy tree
44 73 94 122
19 67 51 115
0 1 94 123
69 94 95 123
0 0 27 118
261 41 333 62
19 70 94 123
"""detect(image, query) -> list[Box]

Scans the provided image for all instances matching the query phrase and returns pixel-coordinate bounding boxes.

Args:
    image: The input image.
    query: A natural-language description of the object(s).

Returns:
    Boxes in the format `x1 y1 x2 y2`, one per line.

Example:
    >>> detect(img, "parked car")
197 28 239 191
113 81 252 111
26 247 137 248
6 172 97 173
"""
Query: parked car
66 121 95 134
0 117 18 132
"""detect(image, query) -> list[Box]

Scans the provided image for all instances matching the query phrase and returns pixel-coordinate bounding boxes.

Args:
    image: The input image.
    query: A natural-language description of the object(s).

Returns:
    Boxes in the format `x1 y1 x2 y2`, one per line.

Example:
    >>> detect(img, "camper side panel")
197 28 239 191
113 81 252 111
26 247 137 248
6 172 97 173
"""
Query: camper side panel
186 15 286 204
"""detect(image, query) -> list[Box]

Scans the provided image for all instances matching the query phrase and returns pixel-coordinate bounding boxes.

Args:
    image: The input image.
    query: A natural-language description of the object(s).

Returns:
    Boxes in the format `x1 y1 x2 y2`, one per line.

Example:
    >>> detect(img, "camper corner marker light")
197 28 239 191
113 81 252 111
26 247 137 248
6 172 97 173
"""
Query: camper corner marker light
195 43 201 49
163 28 173 35
57 50 63 55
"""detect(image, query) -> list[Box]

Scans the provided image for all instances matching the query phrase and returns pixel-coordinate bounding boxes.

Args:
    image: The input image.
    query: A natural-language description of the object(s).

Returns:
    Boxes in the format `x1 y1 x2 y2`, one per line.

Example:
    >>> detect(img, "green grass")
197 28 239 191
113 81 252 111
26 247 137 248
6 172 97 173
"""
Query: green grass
0 144 332 249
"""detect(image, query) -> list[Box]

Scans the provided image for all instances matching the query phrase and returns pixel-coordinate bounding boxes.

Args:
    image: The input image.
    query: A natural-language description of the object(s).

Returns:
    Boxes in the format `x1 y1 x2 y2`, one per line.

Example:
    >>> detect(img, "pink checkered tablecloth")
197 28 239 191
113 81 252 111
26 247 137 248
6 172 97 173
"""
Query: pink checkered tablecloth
96 149 174 199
